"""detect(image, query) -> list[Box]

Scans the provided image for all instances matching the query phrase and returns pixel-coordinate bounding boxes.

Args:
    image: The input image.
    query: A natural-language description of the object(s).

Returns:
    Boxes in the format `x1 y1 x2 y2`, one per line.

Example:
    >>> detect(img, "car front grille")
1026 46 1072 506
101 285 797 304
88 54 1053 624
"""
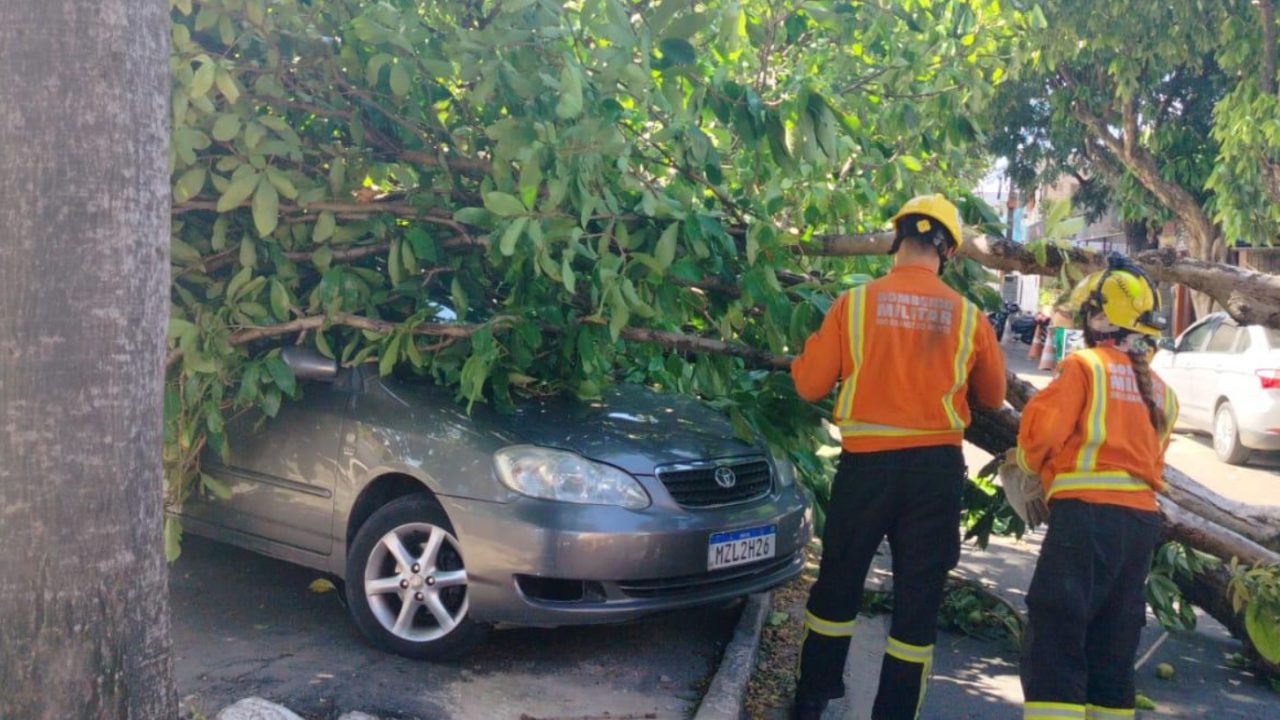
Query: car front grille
654 457 773 508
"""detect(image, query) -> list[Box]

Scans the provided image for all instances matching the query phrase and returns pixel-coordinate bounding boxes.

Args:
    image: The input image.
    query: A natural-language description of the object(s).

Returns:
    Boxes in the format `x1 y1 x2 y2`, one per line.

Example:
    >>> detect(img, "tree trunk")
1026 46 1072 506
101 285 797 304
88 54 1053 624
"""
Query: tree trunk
0 2 175 719
1124 220 1154 255
802 234 1280 329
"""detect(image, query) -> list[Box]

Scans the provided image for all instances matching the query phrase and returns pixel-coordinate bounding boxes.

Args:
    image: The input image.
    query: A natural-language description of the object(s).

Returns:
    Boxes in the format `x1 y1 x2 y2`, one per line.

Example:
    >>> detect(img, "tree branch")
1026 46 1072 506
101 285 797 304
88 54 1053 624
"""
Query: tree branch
797 232 1280 328
1072 103 1220 259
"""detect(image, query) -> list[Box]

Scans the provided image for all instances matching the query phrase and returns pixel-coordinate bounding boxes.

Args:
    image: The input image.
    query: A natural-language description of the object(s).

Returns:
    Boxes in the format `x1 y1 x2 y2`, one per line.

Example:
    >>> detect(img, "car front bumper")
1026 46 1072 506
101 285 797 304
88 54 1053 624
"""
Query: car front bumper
440 487 811 627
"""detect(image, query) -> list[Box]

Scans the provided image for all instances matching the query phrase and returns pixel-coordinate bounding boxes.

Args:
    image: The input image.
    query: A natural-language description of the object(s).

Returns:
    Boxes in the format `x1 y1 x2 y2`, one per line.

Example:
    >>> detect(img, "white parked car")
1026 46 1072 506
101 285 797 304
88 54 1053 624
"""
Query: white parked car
1152 312 1280 464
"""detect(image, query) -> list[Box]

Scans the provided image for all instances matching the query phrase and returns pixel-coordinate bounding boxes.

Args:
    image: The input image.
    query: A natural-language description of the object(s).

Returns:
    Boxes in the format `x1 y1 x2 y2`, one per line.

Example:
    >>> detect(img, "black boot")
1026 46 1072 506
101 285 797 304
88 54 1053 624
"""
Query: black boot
791 696 828 720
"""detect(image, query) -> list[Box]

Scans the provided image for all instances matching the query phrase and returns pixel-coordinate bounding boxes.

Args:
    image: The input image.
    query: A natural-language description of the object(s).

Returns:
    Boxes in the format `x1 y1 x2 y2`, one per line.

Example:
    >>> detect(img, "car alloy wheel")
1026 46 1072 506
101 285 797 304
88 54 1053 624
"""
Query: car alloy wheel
345 494 488 660
1213 402 1251 466
364 522 468 643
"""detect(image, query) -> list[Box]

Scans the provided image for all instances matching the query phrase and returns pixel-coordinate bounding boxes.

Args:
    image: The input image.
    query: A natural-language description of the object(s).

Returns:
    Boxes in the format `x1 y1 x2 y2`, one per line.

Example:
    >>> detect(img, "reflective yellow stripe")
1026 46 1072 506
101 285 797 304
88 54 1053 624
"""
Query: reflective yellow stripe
885 636 933 664
1161 384 1179 445
835 288 868 420
1048 471 1150 500
804 610 855 638
1086 705 1135 720
838 422 957 438
1025 701 1087 720
1015 446 1034 474
1074 350 1108 471
943 302 979 430
885 636 934 720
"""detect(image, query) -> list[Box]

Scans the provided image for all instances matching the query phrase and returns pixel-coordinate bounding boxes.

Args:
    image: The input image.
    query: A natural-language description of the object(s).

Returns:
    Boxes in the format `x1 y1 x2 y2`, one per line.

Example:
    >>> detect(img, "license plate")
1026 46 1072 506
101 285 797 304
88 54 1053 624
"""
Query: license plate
707 525 776 571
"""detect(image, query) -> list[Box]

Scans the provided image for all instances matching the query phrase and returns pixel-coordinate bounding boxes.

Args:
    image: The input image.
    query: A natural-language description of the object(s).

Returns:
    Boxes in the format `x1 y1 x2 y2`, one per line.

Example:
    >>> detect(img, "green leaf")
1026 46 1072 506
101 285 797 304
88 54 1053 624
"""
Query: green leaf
562 254 576 294
313 331 333 361
608 289 631 342
239 237 257 269
200 473 233 501
389 62 411 98
214 68 241 104
174 166 207 203
484 191 526 217
190 61 215 99
388 238 403 286
655 222 679 270
379 334 402 377
265 355 297 395
556 64 584 119
266 168 298 200
658 37 697 66
212 114 241 142
500 217 529 256
900 155 923 172
1246 599 1280 664
313 245 333 272
313 211 336 243
270 280 290 321
216 170 258 212
164 517 183 563
261 387 282 418
252 177 280 237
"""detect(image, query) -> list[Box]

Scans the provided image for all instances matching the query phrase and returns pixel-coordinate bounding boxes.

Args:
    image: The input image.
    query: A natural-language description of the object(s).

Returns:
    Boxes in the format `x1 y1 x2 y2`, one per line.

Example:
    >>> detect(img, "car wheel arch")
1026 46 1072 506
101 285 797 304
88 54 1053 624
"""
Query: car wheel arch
347 473 443 550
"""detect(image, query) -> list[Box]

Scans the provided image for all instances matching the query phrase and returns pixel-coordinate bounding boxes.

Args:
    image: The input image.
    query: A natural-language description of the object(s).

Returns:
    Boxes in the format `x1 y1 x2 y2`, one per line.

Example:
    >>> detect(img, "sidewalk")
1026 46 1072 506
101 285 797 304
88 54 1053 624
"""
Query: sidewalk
820 536 1277 719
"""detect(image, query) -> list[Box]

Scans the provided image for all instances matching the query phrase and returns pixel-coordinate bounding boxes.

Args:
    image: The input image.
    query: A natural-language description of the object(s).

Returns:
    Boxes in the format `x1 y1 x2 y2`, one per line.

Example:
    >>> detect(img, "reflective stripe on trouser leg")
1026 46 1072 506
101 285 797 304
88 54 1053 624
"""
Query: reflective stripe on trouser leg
871 636 934 720
804 610 855 637
1025 701 1087 720
1086 705 1135 720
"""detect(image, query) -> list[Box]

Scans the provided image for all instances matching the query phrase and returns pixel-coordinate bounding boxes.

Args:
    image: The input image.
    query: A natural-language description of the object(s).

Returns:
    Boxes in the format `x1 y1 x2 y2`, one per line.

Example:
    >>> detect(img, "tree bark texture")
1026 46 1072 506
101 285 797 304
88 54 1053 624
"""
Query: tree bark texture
0 2 176 718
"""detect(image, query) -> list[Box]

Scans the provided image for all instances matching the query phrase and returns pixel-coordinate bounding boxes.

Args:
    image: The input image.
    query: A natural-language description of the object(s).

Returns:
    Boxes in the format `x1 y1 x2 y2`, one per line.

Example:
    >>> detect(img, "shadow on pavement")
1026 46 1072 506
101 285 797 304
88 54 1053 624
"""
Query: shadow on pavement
171 535 737 720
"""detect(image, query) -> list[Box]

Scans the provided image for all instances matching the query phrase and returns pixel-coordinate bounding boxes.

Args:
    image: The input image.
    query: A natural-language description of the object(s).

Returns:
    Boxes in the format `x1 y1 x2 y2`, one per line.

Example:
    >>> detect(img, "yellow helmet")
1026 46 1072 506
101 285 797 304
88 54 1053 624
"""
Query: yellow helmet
890 194 964 249
1069 256 1167 337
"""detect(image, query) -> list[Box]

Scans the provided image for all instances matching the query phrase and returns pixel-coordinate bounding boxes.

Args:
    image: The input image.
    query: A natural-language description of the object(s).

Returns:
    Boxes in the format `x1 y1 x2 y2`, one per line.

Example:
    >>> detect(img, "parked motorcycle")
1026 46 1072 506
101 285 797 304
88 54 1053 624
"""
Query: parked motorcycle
1008 311 1046 345
987 301 1021 342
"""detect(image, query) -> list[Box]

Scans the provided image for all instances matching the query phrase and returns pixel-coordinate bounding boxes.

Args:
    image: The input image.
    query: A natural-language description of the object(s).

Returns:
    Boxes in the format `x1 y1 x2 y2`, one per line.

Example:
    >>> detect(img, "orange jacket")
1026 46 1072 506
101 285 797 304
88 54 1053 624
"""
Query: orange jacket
1015 346 1179 512
791 265 1007 453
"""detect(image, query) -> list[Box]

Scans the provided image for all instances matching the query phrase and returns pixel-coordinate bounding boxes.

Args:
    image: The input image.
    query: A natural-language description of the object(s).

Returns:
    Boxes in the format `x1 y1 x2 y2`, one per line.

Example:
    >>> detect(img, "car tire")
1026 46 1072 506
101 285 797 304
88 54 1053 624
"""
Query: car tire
1213 402 1252 466
344 494 488 661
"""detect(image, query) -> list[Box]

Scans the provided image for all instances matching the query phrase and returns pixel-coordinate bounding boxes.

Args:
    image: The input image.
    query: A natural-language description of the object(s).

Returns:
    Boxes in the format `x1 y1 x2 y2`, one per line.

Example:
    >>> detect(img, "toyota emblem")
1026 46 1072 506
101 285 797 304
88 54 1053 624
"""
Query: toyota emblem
714 466 737 489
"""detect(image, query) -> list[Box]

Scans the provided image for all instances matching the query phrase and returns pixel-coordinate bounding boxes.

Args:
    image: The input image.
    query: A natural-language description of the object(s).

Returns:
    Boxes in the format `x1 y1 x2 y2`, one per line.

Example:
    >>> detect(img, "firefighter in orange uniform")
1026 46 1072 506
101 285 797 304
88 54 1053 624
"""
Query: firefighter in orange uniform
1010 256 1178 720
790 194 1007 719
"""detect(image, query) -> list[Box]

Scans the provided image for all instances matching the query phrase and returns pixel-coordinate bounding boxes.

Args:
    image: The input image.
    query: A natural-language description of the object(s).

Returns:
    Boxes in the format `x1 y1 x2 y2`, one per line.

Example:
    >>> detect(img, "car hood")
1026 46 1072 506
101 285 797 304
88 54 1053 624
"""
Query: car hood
493 384 762 475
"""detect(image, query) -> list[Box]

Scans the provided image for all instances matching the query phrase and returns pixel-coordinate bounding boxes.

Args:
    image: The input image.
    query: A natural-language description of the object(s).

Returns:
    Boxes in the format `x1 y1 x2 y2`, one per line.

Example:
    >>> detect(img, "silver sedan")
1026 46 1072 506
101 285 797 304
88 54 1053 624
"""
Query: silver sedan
181 348 811 659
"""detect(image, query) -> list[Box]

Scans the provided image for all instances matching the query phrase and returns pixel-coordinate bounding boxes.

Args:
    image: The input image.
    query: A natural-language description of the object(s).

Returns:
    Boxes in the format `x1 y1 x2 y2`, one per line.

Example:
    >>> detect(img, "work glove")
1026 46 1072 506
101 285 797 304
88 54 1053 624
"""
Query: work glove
998 455 1049 528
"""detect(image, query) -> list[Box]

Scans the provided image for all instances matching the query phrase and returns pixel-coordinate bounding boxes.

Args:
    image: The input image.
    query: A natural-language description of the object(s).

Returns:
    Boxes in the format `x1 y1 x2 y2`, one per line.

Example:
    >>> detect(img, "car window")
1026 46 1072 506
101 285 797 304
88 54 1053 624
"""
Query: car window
1177 321 1215 353
1205 324 1244 353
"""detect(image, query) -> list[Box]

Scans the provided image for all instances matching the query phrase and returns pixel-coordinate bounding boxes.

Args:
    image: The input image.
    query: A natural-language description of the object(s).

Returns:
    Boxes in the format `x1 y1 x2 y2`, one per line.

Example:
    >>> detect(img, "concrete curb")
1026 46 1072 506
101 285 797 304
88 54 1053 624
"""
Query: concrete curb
694 592 772 720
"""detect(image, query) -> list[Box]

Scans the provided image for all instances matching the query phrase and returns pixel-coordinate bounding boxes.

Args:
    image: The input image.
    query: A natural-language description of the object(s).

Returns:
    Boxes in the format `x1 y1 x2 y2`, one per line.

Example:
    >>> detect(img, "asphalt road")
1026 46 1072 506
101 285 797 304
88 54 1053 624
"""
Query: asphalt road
171 535 737 720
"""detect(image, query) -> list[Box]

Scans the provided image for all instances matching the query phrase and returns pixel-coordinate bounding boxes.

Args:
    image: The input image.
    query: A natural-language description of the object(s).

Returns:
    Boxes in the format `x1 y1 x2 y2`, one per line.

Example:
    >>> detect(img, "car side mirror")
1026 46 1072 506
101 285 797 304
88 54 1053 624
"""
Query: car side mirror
281 346 338 382
1155 337 1176 353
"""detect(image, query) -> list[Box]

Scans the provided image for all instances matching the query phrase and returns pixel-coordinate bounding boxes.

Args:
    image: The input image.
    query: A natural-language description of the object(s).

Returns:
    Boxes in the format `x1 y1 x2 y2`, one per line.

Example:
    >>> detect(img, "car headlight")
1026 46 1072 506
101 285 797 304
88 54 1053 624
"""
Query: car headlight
494 446 650 509
772 453 797 487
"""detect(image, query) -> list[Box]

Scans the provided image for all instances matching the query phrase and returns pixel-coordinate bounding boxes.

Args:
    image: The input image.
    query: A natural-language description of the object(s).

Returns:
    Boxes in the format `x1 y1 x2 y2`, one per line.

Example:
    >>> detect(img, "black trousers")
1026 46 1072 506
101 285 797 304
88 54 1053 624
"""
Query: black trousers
796 446 965 719
1022 500 1161 718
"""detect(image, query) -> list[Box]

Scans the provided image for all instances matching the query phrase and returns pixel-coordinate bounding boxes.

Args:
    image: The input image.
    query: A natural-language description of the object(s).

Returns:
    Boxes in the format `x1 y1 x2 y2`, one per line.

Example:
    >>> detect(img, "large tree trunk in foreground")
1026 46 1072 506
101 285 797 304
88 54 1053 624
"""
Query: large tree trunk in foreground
0 2 175 718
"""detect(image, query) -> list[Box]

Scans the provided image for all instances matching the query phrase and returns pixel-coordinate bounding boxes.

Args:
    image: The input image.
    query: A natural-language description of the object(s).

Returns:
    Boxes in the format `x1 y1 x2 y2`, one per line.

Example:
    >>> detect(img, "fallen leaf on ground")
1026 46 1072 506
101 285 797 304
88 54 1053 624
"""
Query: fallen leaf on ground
309 578 337 594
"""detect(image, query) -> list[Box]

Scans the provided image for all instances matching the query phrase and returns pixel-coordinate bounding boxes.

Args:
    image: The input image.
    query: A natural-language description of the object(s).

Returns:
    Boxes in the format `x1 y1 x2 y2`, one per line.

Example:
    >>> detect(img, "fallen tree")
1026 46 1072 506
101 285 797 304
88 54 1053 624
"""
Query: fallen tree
163 0 1280 674
802 232 1280 329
